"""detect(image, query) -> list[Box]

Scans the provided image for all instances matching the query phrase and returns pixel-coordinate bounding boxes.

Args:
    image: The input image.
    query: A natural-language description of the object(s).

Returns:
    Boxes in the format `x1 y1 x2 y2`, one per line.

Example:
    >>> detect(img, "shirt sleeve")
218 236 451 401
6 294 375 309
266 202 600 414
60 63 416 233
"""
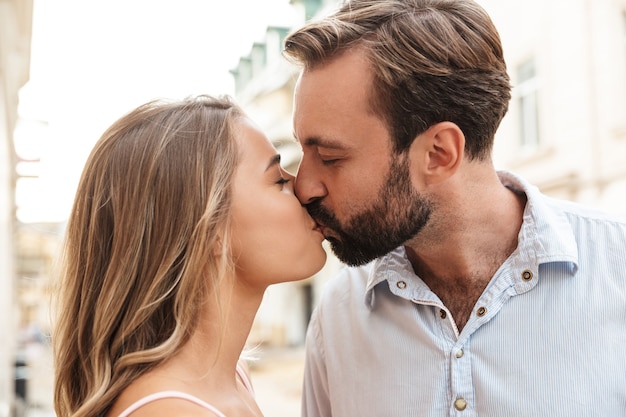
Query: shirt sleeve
301 305 332 417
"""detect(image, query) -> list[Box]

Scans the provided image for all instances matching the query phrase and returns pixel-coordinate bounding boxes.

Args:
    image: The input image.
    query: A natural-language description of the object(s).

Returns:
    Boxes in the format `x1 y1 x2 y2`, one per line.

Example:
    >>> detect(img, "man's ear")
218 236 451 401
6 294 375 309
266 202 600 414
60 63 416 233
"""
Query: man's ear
409 121 465 186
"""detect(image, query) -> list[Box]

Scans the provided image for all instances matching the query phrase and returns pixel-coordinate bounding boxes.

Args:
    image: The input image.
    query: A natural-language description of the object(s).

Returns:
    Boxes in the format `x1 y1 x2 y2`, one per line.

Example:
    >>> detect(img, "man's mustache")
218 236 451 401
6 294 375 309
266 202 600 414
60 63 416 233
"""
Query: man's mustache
306 200 339 229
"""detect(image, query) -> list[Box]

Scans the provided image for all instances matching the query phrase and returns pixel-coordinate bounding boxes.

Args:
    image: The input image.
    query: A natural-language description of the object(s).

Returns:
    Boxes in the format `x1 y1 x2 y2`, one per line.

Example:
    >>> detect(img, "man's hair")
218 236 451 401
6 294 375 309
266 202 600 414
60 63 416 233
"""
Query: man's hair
284 0 511 160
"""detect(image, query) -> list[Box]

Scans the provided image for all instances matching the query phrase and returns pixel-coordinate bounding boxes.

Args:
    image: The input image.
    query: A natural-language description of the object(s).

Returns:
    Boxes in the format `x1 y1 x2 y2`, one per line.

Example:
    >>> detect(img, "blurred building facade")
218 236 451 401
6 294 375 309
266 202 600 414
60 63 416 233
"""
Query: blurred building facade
1 0 34 415
483 0 626 216
231 0 626 346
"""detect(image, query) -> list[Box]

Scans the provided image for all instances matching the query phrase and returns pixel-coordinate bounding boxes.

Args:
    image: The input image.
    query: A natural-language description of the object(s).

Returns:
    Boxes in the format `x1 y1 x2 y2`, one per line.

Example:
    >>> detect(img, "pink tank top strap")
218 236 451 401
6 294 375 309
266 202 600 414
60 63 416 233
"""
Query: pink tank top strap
116 390 227 417
235 362 255 394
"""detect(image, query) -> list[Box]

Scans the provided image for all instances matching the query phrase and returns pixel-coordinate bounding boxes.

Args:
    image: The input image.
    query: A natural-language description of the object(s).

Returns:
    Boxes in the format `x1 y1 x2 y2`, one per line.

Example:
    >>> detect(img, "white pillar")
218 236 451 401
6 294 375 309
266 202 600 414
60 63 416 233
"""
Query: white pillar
0 82 17 417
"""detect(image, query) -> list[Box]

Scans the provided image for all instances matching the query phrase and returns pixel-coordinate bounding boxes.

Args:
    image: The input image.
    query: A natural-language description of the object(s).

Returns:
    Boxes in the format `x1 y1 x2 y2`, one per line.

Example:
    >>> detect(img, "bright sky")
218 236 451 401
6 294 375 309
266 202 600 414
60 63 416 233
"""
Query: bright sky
16 0 298 223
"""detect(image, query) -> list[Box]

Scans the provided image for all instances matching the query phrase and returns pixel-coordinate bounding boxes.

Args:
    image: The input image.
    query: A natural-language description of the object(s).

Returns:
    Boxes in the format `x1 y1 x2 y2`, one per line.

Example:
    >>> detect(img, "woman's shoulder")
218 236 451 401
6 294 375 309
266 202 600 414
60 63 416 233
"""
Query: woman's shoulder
113 391 227 417
107 373 227 417
107 362 256 417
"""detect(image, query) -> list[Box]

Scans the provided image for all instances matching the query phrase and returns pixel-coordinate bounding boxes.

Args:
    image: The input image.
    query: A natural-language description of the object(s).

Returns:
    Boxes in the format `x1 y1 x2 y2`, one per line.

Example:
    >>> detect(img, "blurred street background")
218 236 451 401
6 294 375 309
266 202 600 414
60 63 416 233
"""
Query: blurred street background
3 0 626 416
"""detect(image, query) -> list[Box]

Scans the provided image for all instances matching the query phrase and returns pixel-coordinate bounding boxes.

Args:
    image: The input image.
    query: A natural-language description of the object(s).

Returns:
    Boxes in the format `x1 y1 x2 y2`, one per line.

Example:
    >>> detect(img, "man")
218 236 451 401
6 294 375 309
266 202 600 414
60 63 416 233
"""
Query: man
283 0 626 416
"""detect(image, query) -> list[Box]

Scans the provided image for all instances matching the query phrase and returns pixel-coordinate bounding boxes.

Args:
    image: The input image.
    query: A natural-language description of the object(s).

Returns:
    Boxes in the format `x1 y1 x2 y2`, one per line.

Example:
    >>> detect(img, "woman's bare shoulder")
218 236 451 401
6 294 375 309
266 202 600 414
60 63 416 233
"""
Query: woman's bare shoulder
116 395 223 417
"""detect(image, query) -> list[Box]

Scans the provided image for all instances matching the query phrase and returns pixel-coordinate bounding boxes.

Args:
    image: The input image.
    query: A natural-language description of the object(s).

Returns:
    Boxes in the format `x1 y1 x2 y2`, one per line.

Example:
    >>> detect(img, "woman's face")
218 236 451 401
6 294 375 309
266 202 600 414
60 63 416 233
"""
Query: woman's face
229 117 327 287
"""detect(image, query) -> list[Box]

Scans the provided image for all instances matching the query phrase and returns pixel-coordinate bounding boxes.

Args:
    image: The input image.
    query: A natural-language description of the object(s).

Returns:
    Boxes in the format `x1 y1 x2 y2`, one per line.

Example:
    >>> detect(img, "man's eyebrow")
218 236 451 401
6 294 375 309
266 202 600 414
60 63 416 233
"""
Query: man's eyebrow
265 154 281 172
296 135 348 149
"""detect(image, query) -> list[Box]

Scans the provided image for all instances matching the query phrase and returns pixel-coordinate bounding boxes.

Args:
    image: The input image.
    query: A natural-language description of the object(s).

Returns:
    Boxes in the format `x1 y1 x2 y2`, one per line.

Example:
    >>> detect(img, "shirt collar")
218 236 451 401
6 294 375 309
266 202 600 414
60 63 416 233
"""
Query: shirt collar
499 170 579 267
363 170 579 309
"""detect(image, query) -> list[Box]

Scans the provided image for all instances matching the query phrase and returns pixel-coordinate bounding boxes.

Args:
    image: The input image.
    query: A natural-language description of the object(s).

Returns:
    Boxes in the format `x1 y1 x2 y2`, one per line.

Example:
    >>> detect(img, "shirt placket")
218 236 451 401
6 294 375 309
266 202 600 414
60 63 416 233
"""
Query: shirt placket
434 304 478 417
446 268 527 416
449 336 475 417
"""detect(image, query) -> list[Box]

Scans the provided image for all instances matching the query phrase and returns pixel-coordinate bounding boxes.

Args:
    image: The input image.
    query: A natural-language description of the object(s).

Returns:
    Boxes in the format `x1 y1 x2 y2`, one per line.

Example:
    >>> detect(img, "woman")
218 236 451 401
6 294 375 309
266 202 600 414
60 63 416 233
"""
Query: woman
52 95 327 417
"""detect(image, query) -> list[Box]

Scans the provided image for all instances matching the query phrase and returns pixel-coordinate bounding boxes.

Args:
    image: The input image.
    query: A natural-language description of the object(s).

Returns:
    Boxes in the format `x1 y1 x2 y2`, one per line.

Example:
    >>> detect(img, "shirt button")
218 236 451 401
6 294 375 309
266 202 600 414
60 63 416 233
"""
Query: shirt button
454 398 467 411
396 280 407 289
455 349 464 358
522 270 533 281
439 309 447 319
476 306 487 317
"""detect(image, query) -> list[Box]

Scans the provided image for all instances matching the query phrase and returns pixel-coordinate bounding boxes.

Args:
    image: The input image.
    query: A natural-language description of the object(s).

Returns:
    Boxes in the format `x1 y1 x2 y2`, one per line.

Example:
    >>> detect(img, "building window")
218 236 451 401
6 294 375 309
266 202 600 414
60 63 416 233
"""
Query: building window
623 10 626 50
622 10 626 111
517 58 540 148
623 10 626 61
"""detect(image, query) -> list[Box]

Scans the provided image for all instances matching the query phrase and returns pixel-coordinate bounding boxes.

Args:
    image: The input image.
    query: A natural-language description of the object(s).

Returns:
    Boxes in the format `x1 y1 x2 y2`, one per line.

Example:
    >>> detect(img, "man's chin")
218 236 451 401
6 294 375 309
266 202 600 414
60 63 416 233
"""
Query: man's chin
327 238 380 267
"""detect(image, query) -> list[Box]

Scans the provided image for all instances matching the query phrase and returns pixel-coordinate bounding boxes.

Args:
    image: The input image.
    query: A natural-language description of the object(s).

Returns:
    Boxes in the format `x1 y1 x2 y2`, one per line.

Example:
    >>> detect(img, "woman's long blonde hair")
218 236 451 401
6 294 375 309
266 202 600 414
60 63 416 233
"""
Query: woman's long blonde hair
52 95 242 417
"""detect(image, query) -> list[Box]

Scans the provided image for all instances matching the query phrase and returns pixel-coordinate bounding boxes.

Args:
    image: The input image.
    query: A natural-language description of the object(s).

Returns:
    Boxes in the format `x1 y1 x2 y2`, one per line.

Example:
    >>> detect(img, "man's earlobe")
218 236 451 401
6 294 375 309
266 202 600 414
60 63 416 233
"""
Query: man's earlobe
407 121 465 187
421 122 465 183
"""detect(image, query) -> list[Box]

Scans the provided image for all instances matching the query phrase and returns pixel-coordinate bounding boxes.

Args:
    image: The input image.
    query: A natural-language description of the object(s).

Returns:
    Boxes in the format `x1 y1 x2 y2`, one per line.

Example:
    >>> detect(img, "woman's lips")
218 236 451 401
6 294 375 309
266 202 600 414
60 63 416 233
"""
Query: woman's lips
314 220 341 241
312 220 328 238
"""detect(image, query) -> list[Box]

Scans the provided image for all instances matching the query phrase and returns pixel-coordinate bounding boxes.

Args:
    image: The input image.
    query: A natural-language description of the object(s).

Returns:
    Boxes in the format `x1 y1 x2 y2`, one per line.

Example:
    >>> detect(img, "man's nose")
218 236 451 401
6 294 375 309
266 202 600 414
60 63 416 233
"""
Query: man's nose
295 162 327 205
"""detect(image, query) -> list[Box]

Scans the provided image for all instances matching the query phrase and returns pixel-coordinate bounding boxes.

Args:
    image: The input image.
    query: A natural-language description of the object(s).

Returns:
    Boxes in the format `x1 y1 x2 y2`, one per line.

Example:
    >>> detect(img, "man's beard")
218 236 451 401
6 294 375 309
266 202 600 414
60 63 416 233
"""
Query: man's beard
306 155 432 266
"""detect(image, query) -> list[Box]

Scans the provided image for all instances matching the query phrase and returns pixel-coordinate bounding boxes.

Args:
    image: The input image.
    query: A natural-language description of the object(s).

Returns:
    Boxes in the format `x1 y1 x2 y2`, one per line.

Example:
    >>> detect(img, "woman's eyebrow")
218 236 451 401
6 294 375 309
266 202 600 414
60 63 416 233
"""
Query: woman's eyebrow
265 154 281 172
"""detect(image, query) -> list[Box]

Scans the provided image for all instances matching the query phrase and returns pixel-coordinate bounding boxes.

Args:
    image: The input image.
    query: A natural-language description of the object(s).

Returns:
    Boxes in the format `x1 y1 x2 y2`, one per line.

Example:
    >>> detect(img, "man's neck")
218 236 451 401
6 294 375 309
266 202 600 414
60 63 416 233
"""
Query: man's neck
405 175 527 332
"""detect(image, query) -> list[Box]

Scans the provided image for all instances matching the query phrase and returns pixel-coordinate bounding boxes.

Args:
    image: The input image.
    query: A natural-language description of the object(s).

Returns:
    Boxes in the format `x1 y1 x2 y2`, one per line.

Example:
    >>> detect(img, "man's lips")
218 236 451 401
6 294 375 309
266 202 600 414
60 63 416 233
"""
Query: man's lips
312 219 338 240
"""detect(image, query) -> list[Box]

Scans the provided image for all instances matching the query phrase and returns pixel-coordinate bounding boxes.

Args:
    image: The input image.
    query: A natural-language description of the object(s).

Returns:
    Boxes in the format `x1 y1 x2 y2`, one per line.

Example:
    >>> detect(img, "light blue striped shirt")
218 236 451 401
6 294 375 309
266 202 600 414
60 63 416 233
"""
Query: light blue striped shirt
302 172 626 417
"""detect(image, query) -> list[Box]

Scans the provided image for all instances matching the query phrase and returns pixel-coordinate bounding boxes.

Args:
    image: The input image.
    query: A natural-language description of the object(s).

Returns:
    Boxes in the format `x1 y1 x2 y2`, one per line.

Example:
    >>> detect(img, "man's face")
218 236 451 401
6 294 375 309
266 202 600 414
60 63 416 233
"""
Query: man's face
293 49 432 266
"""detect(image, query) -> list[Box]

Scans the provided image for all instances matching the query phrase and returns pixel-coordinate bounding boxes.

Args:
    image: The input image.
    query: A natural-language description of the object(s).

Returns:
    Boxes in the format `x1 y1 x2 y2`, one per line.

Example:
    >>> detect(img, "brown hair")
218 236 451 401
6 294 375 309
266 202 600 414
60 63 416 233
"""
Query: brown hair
283 0 511 160
52 95 242 417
